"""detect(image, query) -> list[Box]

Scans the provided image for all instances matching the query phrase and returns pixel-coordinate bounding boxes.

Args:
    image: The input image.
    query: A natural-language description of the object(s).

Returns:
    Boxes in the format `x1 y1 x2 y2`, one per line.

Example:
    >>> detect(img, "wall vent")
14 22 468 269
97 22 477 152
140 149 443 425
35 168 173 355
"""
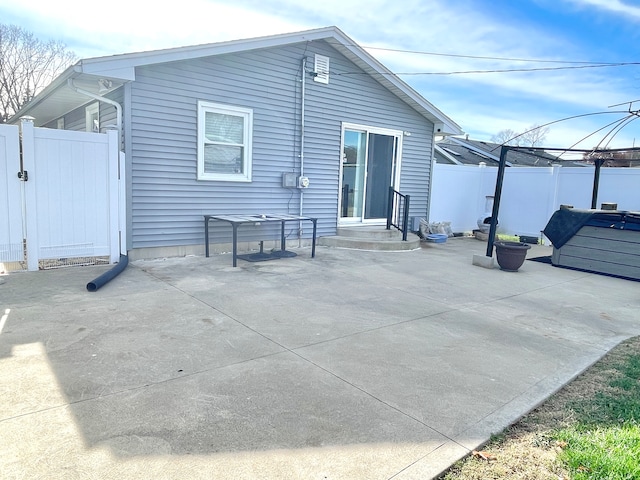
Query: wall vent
314 54 330 84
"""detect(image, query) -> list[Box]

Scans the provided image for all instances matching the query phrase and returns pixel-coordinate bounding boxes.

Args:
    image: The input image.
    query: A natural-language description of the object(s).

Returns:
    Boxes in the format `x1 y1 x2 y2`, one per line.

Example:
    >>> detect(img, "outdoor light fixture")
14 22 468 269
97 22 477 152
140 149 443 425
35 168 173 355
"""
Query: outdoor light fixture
98 79 113 93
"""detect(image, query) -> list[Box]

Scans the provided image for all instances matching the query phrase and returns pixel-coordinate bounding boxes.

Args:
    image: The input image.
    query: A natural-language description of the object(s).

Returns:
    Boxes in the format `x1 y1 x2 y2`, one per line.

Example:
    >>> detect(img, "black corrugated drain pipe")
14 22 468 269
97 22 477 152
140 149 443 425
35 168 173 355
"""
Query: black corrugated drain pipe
86 255 128 292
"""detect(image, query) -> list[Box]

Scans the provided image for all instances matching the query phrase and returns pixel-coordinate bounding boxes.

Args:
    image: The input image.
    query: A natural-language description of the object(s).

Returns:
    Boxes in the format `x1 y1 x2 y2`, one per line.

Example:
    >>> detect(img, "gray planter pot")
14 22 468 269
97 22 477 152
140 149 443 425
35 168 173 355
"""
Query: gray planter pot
494 241 531 272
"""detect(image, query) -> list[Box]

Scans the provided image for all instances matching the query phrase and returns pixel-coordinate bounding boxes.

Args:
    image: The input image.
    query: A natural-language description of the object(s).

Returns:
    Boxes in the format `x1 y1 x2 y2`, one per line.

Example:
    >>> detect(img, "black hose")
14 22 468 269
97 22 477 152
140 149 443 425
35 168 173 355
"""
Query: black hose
86 255 128 292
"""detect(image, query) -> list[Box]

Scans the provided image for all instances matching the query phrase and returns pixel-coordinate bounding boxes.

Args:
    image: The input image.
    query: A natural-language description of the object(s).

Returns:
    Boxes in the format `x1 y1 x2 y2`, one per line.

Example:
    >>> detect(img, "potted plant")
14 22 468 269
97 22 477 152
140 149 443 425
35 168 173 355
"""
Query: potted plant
494 241 531 272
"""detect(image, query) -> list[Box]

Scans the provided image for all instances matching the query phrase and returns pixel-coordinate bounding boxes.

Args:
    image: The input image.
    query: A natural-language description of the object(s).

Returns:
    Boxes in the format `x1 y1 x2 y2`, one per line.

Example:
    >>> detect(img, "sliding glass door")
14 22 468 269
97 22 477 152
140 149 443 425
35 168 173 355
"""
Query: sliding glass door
340 124 402 223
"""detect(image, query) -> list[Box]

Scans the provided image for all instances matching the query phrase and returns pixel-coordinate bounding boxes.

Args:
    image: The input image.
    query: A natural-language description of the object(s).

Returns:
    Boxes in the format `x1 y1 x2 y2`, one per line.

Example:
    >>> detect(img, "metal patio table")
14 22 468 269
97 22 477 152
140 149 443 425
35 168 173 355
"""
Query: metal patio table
204 214 317 267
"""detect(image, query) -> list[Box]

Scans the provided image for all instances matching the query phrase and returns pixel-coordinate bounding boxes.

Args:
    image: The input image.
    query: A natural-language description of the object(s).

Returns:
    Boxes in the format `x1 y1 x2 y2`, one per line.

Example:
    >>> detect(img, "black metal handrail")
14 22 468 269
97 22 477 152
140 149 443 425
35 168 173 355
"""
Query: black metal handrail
342 184 350 218
386 186 410 241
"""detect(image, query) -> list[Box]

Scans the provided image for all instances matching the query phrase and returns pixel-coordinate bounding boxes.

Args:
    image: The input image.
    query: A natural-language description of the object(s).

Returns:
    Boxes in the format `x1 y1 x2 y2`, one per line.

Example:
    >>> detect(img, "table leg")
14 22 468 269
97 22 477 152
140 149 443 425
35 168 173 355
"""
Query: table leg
281 221 286 251
312 219 317 258
232 223 238 267
205 217 210 257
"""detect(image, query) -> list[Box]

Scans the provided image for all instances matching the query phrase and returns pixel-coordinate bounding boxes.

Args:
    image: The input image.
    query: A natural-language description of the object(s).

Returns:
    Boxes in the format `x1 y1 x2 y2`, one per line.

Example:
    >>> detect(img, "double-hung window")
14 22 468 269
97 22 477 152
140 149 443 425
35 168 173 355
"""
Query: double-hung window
85 103 99 132
198 101 253 182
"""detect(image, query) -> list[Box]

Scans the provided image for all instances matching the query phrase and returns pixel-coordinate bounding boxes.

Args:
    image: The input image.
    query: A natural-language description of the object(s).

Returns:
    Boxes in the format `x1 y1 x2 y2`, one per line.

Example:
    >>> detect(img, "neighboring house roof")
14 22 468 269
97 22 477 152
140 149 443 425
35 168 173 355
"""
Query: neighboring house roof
10 26 462 135
581 157 640 167
435 137 569 167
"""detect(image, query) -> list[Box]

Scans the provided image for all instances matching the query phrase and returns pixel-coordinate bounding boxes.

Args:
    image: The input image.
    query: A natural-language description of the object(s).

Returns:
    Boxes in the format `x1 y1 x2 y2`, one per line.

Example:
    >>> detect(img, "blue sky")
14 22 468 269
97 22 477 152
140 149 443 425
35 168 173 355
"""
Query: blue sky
2 0 640 149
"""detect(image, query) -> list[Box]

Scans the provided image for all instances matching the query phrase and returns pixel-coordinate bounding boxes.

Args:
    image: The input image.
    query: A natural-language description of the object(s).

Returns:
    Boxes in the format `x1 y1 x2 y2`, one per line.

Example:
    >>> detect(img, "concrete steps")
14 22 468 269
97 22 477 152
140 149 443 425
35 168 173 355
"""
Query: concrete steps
318 226 420 251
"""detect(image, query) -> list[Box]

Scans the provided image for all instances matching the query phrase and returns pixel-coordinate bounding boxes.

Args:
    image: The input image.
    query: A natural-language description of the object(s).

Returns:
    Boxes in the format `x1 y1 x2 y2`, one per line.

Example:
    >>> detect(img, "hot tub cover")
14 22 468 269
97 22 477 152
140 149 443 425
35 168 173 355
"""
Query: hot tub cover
543 208 640 248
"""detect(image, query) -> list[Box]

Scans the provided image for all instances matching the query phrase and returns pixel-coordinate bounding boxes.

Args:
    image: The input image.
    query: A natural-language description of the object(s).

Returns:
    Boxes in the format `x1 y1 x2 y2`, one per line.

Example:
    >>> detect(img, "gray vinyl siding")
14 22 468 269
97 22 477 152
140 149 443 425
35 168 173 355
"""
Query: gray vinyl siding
128 40 434 249
42 117 63 129
64 107 86 131
41 106 84 131
96 88 123 135
304 42 434 223
44 88 123 133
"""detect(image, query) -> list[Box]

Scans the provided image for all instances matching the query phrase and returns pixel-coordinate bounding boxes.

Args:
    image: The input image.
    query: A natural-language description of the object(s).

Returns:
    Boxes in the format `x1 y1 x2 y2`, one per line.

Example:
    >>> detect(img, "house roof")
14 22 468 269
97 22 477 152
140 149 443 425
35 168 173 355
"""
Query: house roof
10 26 462 135
434 137 569 167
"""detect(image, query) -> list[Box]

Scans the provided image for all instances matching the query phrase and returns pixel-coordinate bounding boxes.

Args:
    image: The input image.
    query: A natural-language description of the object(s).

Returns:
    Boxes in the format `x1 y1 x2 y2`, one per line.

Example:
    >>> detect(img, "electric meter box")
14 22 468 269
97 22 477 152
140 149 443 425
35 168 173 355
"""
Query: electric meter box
282 173 298 188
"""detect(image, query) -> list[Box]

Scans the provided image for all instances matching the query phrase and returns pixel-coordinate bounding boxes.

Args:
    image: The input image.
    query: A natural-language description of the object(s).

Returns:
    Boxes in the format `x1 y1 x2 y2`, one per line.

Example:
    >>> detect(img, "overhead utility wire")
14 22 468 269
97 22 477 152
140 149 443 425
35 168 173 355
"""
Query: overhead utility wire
397 63 640 75
609 99 640 108
362 45 622 65
357 44 640 151
334 62 640 76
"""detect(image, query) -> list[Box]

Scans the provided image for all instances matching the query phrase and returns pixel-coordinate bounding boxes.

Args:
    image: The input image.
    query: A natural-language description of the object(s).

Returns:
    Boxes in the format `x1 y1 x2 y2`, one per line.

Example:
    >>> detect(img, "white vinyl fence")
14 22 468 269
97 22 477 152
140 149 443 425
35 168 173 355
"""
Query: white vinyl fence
429 163 640 241
1 119 124 271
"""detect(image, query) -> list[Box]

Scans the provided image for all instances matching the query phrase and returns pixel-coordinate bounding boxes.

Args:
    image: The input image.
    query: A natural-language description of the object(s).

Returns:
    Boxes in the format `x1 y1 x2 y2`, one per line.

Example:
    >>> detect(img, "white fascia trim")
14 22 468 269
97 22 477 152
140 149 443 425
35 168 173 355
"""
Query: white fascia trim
77 63 136 81
35 25 462 135
77 26 343 80
327 32 462 135
8 65 77 122
434 145 463 165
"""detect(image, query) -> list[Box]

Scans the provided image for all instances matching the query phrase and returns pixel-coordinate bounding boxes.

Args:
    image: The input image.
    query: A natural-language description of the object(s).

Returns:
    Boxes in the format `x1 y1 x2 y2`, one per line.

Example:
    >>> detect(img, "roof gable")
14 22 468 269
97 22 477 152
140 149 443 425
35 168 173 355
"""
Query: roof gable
11 26 461 134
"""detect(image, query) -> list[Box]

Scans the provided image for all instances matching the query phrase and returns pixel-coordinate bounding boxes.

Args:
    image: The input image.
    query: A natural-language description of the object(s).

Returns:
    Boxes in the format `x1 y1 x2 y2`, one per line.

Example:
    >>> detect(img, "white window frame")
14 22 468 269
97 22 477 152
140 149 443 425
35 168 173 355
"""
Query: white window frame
85 103 99 132
197 101 253 182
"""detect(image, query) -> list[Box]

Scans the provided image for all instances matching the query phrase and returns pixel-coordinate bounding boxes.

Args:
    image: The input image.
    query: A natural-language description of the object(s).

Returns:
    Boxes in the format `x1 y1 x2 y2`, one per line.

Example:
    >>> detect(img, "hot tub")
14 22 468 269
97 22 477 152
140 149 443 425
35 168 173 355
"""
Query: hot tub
543 208 640 280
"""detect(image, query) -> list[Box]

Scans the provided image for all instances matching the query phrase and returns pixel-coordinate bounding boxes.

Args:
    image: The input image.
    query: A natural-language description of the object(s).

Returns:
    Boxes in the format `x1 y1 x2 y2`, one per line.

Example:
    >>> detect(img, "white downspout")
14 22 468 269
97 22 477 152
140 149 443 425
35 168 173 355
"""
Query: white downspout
427 125 438 222
68 78 125 255
67 78 122 147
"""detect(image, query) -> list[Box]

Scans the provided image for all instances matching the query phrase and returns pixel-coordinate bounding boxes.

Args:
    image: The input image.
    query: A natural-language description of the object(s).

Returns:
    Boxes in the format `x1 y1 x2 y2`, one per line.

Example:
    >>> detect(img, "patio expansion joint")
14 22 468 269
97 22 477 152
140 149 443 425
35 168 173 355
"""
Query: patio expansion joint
140 273 472 451
128 258 609 465
136 265 456 357
289 345 468 453
452 339 618 450
454 272 598 312
0 348 293 426
137 266 291 349
386 441 457 480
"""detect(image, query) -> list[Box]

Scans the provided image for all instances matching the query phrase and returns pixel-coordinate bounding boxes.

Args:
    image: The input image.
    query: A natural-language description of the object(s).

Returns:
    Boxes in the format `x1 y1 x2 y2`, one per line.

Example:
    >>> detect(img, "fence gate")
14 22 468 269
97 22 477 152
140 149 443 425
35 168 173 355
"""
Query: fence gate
0 124 23 265
0 120 122 272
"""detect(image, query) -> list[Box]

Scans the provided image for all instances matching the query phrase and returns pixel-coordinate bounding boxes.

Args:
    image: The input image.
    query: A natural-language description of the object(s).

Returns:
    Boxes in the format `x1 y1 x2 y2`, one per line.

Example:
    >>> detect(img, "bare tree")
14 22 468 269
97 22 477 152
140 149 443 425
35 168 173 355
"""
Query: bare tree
583 149 640 167
490 128 519 146
490 124 550 147
518 124 550 147
0 24 76 123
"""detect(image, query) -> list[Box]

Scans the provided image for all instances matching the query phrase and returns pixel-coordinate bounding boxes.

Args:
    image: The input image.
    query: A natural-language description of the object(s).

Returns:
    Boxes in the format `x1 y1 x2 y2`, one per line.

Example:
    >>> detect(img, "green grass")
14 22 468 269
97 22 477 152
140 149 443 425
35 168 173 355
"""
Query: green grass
555 424 640 479
439 337 640 480
552 353 640 479
567 355 640 426
495 234 520 242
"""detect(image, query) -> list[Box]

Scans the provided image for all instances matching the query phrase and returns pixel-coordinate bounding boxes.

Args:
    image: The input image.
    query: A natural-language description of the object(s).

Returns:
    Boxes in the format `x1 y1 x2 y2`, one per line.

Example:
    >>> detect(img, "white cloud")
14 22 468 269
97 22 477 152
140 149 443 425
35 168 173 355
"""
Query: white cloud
457 106 640 150
1 0 308 57
377 49 632 108
568 0 640 18
2 0 638 149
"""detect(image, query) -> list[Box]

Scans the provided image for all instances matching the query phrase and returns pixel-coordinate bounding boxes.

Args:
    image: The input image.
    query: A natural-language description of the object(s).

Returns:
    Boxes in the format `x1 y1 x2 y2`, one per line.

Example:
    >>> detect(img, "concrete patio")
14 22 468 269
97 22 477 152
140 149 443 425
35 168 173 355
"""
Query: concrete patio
1 238 639 479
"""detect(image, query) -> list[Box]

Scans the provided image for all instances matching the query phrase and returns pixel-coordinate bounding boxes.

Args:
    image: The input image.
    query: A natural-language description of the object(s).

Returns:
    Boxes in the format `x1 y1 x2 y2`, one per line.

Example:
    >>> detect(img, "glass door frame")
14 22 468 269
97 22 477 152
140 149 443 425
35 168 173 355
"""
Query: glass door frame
338 122 404 225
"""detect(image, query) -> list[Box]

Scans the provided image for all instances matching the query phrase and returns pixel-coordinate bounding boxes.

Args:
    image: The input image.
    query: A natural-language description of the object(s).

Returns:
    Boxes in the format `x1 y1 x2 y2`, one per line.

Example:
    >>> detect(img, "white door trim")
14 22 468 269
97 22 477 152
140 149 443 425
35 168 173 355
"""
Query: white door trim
339 122 404 226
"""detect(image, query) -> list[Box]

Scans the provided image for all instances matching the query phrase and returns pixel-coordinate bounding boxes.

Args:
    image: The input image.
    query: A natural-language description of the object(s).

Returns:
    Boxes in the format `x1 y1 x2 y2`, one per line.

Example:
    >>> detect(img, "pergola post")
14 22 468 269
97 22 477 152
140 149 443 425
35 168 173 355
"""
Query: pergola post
486 146 510 257
591 158 605 209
